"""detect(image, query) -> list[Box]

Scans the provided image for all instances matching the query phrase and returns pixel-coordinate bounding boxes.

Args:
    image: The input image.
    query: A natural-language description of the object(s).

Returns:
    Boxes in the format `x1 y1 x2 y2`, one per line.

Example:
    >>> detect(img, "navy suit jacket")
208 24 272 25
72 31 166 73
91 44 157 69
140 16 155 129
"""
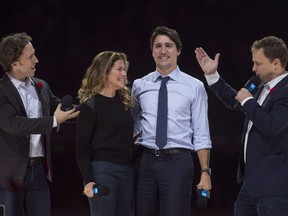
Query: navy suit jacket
209 74 288 198
0 73 60 190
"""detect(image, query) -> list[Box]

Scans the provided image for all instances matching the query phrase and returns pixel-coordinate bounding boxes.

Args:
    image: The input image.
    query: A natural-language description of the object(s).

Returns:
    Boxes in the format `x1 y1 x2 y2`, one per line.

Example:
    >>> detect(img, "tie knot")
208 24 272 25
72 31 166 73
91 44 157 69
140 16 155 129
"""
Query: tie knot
160 76 169 85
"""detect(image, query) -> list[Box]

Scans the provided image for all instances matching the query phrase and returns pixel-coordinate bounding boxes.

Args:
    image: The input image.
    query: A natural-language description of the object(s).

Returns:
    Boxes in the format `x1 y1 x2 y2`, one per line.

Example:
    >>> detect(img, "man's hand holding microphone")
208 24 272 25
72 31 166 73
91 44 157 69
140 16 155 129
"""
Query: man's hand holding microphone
54 95 80 129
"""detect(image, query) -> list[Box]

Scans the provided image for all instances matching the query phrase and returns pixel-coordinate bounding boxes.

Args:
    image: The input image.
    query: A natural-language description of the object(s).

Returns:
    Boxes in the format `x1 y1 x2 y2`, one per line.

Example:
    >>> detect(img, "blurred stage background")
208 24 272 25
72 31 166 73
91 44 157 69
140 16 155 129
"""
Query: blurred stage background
1 0 287 215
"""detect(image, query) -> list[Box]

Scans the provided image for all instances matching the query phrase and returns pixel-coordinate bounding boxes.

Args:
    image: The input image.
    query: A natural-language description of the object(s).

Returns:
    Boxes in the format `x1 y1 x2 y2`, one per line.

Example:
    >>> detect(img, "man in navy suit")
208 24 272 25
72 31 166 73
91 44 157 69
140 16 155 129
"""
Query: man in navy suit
195 36 288 215
0 32 79 216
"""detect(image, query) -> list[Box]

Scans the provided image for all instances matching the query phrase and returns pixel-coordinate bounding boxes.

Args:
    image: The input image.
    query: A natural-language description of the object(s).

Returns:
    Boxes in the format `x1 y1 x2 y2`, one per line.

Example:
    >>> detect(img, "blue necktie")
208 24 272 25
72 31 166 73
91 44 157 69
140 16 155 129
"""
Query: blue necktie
156 76 169 149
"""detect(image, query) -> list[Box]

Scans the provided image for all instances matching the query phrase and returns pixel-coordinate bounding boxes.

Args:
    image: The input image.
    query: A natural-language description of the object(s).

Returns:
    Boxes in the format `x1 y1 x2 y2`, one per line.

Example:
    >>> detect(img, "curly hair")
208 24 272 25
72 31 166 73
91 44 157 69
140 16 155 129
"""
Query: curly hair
0 32 32 72
78 51 132 110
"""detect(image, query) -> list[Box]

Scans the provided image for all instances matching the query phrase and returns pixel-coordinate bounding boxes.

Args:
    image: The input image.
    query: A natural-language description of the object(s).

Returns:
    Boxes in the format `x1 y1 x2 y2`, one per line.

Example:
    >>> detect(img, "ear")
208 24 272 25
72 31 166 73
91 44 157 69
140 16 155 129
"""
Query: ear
11 61 19 68
273 58 281 66
272 58 285 73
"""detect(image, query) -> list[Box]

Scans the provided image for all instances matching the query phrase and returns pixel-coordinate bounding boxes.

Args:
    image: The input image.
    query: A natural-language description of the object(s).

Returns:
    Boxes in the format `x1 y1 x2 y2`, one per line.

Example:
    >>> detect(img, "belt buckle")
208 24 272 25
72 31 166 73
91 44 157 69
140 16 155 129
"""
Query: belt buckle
28 157 42 166
154 149 162 157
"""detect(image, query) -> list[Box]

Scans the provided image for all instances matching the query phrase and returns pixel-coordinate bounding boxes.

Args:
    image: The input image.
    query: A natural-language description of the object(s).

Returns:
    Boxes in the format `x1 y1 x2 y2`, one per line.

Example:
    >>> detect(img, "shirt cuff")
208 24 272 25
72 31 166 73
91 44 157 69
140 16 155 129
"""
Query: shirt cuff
241 97 254 106
204 71 220 86
53 116 57 127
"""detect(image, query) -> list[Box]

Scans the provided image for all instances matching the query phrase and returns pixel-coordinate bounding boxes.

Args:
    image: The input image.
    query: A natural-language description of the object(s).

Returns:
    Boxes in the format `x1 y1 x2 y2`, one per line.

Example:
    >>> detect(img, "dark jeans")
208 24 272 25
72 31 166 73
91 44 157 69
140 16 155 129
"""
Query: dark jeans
0 164 50 216
234 181 288 216
136 151 194 216
89 161 133 216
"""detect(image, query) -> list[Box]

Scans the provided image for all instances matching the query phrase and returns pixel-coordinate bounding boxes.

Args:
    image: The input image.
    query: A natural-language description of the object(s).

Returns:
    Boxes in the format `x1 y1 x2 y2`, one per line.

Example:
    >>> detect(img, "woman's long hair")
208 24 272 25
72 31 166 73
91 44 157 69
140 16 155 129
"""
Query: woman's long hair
78 51 132 109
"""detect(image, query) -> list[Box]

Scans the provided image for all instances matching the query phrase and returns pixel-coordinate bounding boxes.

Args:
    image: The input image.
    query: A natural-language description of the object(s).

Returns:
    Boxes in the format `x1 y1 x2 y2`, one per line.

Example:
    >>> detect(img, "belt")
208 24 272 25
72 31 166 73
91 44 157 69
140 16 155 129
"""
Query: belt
28 157 44 166
143 147 191 157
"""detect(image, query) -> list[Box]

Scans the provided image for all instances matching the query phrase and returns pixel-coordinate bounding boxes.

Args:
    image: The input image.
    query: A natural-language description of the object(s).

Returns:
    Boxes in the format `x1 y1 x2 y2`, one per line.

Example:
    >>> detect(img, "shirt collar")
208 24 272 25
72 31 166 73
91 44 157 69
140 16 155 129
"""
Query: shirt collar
6 73 34 89
153 66 181 82
265 72 288 90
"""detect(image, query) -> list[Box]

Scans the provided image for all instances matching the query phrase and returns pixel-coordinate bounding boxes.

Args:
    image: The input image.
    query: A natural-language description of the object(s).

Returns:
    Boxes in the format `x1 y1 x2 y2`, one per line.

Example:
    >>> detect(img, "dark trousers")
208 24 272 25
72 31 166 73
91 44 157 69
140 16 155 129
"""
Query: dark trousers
234 181 288 216
89 161 134 216
0 164 50 216
136 151 194 216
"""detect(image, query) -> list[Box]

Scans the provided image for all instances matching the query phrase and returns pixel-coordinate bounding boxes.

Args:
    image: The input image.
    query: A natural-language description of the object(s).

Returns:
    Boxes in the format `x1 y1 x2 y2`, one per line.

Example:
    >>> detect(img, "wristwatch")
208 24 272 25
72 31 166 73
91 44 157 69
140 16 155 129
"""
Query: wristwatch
201 168 211 176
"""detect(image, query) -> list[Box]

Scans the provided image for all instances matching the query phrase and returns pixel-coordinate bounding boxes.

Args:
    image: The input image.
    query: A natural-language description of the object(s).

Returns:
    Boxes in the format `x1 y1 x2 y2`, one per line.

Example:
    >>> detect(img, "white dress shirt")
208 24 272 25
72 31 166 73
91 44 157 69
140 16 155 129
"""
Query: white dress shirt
8 74 44 157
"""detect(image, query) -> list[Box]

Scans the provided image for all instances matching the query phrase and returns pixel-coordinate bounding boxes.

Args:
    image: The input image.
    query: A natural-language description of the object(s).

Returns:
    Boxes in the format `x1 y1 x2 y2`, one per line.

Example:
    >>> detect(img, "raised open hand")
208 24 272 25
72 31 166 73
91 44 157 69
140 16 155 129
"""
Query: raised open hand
195 47 220 75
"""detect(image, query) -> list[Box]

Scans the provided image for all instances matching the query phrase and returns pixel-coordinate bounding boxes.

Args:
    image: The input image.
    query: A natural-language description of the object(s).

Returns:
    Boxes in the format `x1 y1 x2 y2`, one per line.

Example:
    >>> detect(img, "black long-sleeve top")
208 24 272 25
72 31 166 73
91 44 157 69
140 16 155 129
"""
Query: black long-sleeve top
76 94 134 184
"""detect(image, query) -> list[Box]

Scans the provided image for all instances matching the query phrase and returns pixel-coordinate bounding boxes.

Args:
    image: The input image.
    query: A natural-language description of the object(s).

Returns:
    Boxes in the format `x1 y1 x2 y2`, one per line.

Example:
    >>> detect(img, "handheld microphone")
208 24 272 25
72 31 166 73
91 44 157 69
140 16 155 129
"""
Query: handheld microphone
60 95 74 111
92 184 110 197
0 205 5 216
196 188 210 209
57 95 78 132
234 75 261 109
243 75 261 95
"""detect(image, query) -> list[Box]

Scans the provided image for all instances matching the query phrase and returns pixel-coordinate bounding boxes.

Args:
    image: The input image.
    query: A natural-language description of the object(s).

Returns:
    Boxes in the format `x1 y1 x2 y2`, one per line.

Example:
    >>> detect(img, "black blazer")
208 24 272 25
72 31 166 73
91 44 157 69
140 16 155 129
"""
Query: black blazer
209 74 288 198
0 74 60 190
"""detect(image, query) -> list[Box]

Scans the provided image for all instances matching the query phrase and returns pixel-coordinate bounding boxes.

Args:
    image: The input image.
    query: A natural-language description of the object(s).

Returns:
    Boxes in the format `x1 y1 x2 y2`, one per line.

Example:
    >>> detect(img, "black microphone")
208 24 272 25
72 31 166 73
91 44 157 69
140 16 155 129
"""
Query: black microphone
0 204 5 216
234 75 261 109
60 95 74 111
92 184 110 197
243 75 261 95
57 95 77 132
196 188 210 209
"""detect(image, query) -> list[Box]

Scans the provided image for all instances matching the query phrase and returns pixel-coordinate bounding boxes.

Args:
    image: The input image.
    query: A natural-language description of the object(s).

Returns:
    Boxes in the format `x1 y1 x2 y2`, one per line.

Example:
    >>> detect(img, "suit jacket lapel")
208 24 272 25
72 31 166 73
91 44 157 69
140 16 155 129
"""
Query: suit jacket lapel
31 78 53 180
238 82 264 182
262 75 288 108
2 74 27 115
242 84 263 131
254 83 264 101
261 93 271 107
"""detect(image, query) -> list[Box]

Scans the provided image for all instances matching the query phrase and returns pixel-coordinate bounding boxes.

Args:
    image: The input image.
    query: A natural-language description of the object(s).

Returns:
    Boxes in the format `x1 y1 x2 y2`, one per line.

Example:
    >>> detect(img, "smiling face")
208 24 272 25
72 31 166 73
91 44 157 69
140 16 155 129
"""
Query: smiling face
10 42 39 81
104 59 127 92
152 34 180 75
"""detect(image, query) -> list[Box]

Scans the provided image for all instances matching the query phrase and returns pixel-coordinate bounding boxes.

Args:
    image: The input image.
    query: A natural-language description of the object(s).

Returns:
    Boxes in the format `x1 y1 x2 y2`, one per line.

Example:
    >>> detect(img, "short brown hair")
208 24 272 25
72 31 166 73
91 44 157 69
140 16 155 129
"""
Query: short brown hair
251 36 288 69
150 26 182 52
